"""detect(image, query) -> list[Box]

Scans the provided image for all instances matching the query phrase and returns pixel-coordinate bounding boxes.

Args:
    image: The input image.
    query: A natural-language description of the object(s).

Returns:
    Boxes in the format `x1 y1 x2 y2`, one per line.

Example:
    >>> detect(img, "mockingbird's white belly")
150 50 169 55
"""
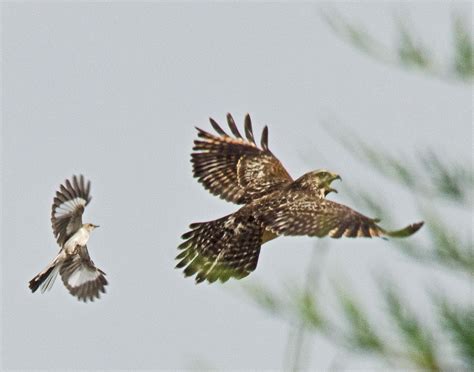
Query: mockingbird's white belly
64 227 90 253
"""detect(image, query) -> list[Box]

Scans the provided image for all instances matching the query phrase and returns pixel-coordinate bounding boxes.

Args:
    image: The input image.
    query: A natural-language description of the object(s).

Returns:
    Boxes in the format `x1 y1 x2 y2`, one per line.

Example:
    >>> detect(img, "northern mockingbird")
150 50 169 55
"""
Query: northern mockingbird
29 175 107 302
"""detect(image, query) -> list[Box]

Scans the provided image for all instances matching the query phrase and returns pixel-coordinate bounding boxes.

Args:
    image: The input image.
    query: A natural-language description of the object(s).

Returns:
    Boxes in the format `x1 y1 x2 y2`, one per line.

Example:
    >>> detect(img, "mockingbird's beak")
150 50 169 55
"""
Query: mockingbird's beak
94 225 100 229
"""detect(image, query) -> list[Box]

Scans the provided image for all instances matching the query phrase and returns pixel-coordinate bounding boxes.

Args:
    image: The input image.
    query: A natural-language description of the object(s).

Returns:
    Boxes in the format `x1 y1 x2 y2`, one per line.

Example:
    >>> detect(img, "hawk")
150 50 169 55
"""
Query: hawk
177 113 424 284
29 175 107 302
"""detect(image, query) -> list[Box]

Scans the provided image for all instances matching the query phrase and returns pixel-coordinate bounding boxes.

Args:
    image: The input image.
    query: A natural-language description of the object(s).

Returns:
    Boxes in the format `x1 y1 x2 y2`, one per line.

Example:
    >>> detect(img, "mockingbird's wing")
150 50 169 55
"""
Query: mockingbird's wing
51 175 91 246
258 191 424 238
60 245 107 302
192 113 293 204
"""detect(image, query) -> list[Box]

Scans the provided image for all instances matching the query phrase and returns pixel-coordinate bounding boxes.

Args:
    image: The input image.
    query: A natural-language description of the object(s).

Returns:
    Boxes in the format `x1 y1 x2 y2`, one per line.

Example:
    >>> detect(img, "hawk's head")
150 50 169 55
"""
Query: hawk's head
292 170 341 197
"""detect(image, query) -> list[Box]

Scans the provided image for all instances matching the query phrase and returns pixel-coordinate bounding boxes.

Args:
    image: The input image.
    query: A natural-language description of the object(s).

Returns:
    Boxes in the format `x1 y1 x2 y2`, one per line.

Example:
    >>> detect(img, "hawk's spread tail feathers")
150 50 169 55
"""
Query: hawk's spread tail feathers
176 213 262 284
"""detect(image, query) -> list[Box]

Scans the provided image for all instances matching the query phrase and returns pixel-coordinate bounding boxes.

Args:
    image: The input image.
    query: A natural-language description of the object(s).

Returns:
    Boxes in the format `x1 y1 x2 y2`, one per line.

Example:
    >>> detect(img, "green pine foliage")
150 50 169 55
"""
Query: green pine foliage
322 10 473 82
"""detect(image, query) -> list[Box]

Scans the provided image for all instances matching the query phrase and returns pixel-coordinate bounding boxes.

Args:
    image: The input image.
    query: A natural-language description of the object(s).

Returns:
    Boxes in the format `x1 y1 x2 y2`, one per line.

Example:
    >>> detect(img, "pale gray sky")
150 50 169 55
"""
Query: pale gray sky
2 2 471 370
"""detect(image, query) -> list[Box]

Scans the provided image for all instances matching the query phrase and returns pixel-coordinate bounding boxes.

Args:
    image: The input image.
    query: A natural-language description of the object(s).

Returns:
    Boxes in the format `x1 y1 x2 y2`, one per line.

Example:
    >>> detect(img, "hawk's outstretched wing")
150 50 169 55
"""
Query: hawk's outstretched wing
258 191 424 239
51 175 91 246
176 213 262 283
59 245 107 302
192 113 293 204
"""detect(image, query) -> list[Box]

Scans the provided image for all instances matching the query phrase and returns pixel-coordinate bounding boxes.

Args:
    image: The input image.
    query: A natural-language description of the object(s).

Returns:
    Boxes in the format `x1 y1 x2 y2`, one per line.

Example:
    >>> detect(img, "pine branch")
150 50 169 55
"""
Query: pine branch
323 124 473 206
335 288 385 354
321 9 473 82
453 15 474 79
382 284 441 371
435 297 474 367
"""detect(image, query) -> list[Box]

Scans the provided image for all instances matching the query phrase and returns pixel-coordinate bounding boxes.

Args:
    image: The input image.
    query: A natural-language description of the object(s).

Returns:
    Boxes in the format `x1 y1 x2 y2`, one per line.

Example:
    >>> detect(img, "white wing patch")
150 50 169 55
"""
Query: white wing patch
67 266 101 288
54 197 87 218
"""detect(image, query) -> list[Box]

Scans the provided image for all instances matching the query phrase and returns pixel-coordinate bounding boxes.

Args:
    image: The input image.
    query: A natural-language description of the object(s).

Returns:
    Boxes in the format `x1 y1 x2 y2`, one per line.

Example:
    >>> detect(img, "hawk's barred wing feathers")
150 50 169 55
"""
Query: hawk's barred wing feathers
257 191 424 239
192 113 293 204
51 175 91 246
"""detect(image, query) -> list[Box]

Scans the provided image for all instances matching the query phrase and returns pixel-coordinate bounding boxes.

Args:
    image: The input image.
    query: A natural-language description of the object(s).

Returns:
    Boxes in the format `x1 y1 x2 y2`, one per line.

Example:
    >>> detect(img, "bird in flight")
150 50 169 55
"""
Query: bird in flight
177 113 424 284
29 175 107 302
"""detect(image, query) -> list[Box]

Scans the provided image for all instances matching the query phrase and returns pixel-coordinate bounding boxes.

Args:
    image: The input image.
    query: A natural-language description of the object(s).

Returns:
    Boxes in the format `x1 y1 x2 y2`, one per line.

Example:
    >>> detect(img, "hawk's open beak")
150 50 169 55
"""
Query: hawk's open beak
324 187 338 196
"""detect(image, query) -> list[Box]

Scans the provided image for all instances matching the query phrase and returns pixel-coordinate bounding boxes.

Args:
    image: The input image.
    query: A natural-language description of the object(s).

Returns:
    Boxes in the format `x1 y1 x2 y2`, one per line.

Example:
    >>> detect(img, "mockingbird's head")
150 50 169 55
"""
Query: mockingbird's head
292 170 341 197
83 223 100 232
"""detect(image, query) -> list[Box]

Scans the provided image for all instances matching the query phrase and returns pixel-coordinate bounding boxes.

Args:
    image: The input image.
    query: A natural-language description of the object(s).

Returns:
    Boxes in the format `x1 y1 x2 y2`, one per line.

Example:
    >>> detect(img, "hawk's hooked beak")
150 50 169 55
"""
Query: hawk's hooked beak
331 174 342 182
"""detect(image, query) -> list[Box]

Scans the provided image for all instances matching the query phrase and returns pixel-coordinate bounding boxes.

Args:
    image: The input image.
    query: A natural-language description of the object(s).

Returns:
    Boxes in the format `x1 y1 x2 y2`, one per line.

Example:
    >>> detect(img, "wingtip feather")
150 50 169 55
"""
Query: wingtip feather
226 113 243 138
244 114 256 144
385 221 424 238
209 117 228 136
261 126 269 151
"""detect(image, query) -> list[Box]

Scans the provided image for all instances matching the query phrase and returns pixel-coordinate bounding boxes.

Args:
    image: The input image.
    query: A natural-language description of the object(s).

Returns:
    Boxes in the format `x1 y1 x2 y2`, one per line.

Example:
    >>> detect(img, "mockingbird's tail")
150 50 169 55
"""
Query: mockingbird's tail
29 260 60 293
